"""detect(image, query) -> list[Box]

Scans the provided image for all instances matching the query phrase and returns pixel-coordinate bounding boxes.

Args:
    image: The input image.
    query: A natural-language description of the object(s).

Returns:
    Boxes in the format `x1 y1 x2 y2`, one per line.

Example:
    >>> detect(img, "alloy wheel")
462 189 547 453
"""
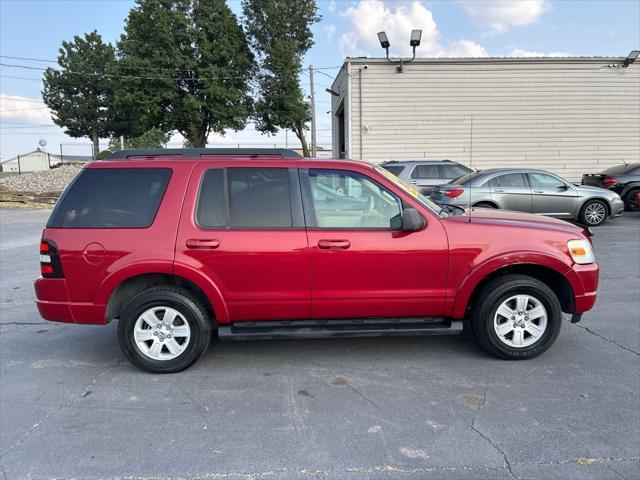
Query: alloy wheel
133 306 191 361
493 294 548 348
583 202 606 225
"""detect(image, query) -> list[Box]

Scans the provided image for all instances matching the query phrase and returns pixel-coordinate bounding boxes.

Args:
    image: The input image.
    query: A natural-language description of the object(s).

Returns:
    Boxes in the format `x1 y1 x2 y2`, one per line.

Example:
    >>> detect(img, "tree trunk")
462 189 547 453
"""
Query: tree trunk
92 129 99 159
294 125 310 157
186 129 207 148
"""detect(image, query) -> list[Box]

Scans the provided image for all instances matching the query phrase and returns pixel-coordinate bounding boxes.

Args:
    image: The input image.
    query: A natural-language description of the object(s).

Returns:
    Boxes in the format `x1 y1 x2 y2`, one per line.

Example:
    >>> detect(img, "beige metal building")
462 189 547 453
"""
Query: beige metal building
330 54 640 181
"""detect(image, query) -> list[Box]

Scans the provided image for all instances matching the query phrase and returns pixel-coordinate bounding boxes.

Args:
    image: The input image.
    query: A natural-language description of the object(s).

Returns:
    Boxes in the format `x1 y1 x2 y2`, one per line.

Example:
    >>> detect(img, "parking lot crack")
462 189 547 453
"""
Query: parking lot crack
0 358 124 460
572 323 640 357
471 416 517 480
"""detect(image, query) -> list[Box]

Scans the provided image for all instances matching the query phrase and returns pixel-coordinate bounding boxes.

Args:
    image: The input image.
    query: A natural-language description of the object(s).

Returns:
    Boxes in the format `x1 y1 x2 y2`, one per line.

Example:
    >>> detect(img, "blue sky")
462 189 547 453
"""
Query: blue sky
1 0 638 160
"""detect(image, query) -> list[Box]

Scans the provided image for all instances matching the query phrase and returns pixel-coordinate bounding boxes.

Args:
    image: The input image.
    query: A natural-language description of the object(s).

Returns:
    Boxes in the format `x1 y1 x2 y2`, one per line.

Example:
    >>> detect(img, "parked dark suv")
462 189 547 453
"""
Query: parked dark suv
380 160 472 195
582 163 640 211
35 149 598 373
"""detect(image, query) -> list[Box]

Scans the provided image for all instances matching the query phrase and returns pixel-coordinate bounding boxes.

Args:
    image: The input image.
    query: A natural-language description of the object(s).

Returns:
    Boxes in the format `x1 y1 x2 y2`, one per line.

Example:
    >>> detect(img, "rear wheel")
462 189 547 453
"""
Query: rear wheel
624 189 639 211
473 202 497 209
579 199 608 226
471 275 562 360
118 286 212 373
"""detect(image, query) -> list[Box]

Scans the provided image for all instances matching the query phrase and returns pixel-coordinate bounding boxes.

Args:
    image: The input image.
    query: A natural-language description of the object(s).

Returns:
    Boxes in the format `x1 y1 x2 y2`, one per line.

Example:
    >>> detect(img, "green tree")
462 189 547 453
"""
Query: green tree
108 128 172 151
116 0 255 148
243 0 320 157
42 31 123 158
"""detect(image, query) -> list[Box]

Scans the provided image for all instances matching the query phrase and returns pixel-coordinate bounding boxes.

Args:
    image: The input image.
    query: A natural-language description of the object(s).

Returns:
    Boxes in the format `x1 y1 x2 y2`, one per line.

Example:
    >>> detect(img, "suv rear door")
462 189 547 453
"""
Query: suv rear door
299 165 449 319
175 162 310 322
409 164 441 195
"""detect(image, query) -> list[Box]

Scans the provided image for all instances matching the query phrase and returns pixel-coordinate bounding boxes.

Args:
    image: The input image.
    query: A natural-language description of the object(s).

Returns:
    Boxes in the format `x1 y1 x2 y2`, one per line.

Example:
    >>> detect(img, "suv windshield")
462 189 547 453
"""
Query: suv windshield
375 166 444 215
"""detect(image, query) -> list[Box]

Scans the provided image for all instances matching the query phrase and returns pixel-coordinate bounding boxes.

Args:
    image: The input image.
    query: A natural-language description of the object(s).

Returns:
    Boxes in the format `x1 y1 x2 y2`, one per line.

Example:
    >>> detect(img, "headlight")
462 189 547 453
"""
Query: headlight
613 193 621 200
567 239 596 265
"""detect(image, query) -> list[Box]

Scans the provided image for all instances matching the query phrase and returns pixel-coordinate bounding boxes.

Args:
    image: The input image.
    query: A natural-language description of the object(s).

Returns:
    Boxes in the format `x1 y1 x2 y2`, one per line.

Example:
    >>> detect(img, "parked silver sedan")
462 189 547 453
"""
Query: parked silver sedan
430 168 625 226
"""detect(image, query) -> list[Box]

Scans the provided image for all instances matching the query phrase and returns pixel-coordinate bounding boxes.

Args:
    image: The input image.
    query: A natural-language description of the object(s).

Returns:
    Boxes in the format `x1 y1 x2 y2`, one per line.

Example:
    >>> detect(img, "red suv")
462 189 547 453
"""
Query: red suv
35 149 599 373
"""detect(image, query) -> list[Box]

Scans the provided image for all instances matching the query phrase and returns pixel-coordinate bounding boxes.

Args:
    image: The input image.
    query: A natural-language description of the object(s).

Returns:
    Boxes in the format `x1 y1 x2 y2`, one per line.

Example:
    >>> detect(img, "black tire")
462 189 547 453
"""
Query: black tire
474 202 497 209
118 286 212 373
624 189 640 211
471 274 562 360
579 199 608 226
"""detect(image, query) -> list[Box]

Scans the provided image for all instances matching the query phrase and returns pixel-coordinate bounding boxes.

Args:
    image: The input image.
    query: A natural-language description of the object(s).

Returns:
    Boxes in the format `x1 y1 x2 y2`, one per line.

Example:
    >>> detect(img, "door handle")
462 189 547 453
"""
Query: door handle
317 239 351 250
493 188 505 193
533 190 544 193
411 180 418 184
186 239 220 249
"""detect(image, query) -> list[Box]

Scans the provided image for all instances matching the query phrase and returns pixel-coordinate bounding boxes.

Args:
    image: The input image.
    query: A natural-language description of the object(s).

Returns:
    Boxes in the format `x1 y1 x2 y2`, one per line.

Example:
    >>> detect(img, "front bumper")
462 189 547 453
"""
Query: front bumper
564 263 599 314
610 198 624 218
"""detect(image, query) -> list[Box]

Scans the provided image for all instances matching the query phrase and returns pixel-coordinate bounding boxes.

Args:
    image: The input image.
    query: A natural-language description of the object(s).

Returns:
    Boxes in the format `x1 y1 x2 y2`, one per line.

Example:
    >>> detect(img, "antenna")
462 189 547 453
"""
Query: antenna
468 115 473 223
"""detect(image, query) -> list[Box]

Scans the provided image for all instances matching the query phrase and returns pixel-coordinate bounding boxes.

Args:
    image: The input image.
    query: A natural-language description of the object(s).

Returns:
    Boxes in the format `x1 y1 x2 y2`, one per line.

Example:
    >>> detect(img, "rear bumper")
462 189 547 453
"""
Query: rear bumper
34 278 107 325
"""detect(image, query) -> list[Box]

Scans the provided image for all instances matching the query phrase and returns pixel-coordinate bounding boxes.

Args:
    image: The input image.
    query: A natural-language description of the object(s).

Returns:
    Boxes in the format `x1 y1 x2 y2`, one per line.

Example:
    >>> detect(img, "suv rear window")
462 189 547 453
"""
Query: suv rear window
48 168 171 228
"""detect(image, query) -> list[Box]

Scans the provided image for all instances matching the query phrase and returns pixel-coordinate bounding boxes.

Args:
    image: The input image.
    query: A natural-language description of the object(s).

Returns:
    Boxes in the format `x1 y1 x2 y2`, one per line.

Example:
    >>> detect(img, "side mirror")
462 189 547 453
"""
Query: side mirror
559 184 570 191
401 208 426 232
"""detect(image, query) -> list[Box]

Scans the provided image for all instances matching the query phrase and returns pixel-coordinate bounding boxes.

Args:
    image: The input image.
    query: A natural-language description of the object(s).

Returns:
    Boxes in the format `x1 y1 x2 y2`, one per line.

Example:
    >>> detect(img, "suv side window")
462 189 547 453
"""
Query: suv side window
196 167 293 229
441 164 469 179
303 169 402 229
48 168 172 228
410 165 440 179
528 173 565 189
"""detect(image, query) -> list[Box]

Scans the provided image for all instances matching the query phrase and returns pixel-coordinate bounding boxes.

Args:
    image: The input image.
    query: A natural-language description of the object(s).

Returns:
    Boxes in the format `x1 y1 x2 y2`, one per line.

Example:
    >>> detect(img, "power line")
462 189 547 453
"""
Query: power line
0 106 49 112
0 97 44 103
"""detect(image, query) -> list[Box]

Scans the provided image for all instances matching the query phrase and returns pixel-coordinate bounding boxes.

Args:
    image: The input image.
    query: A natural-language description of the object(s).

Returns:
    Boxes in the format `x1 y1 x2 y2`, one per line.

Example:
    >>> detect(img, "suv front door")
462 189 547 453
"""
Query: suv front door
300 166 449 319
176 163 310 322
527 172 578 218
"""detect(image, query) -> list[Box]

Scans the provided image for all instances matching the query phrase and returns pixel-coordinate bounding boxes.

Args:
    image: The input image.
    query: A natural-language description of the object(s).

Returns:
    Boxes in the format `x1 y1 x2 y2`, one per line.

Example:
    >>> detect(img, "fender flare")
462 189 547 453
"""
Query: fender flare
95 261 230 324
451 251 573 318
620 182 640 199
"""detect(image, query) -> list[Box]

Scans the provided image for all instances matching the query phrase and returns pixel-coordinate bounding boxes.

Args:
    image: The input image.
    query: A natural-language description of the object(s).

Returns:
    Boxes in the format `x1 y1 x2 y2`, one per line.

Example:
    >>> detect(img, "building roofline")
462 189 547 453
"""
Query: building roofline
343 55 629 65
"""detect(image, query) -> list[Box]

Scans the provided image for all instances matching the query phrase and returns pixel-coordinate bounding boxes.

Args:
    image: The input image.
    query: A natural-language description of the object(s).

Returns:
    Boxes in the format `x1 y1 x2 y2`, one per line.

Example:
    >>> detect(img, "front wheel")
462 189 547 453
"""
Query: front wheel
118 286 212 373
579 199 608 226
624 189 639 211
471 275 562 360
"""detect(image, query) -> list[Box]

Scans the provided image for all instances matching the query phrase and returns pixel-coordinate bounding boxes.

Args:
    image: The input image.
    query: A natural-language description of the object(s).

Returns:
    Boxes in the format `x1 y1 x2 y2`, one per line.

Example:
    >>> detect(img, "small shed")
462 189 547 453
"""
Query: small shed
0 149 92 173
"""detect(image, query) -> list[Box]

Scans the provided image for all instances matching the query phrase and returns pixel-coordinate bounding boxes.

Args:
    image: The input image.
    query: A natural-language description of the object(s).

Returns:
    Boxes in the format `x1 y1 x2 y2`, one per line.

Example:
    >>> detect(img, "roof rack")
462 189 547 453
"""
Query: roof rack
106 148 302 160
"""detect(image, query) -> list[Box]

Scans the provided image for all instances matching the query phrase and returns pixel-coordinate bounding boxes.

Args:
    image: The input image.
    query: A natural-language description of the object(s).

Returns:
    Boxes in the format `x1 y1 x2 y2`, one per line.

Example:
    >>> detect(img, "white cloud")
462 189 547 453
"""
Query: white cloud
339 0 486 58
508 49 570 57
458 0 549 34
324 23 336 41
328 0 336 12
0 95 53 125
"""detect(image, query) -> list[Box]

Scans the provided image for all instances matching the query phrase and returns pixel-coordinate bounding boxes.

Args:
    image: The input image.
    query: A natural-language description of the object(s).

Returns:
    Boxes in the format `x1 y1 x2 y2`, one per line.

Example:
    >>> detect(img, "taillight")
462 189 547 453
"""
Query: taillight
603 176 618 186
40 240 64 278
444 189 465 198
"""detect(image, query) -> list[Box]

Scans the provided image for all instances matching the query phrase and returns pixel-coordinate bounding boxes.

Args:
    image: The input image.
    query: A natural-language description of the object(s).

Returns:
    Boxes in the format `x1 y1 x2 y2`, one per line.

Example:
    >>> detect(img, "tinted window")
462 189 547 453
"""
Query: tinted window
228 168 292 228
496 173 527 187
382 165 405 176
306 169 401 229
48 168 171 228
441 164 471 179
528 173 565 189
411 165 440 179
196 169 226 228
450 172 482 185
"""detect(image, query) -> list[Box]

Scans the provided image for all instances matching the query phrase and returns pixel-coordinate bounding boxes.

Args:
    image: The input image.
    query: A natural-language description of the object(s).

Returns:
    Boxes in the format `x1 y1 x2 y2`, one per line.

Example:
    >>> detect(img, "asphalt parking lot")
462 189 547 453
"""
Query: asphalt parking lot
0 208 638 480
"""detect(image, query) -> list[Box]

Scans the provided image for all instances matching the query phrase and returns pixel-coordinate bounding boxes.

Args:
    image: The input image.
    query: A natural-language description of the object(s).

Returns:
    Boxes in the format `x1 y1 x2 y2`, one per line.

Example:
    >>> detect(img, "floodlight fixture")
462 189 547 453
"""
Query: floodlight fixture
377 31 390 50
410 29 422 47
325 88 340 97
624 50 639 67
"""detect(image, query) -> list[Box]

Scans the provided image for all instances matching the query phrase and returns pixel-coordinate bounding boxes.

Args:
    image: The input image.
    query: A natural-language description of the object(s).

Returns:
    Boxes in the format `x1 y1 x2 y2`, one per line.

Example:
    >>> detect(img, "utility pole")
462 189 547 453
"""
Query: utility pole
309 64 317 157
120 136 125 150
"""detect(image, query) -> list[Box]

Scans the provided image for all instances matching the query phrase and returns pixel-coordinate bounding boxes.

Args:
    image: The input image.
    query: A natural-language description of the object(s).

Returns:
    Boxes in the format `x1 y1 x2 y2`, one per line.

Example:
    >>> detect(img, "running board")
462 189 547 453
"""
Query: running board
218 318 462 341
